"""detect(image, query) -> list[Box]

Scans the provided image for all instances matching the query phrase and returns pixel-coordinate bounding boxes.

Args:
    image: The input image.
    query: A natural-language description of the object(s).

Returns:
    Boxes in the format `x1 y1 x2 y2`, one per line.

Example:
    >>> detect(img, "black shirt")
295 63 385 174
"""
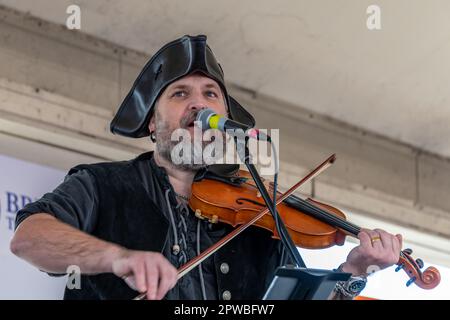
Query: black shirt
16 154 228 299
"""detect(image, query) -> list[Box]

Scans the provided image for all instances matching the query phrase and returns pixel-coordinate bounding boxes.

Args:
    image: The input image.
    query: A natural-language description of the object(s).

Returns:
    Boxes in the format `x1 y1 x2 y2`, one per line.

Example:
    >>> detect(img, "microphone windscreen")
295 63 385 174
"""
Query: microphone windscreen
196 108 217 130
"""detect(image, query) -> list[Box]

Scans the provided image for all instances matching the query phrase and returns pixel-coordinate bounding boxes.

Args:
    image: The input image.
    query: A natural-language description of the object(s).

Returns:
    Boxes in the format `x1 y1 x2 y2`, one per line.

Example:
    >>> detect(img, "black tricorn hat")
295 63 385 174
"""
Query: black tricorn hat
110 35 255 138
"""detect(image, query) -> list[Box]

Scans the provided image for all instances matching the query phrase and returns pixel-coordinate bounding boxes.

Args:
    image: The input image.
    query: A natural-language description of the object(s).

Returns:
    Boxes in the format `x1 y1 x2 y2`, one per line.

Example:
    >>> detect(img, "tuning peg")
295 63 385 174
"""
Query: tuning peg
415 258 424 269
395 264 404 272
406 277 416 287
403 248 413 255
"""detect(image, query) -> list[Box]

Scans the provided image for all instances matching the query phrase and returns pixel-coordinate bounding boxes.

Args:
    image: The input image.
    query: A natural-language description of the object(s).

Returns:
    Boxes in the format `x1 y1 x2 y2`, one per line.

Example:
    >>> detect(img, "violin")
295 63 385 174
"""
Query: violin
189 157 441 290
134 154 440 300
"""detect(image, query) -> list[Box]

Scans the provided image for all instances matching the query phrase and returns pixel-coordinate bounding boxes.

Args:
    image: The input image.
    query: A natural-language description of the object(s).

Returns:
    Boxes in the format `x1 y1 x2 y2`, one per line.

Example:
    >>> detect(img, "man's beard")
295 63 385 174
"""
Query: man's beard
154 110 223 172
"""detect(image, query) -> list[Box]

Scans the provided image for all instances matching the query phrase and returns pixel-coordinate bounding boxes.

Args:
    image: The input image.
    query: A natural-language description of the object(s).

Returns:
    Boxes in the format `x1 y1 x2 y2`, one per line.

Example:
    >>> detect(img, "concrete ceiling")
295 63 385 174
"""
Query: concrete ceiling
2 0 450 158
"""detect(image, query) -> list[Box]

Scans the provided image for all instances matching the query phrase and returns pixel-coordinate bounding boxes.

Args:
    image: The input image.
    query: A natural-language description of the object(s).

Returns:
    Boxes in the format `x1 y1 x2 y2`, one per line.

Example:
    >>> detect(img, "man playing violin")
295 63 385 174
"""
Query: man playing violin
10 35 402 300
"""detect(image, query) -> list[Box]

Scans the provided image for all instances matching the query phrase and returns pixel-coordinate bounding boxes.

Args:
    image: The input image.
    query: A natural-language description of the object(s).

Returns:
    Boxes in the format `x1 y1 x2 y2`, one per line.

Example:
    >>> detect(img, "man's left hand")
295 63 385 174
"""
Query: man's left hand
341 228 403 276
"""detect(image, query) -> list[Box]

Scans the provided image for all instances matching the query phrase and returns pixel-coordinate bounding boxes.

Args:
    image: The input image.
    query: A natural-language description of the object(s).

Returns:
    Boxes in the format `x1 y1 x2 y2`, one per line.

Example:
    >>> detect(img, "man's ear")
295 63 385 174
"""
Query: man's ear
148 115 156 133
148 115 157 143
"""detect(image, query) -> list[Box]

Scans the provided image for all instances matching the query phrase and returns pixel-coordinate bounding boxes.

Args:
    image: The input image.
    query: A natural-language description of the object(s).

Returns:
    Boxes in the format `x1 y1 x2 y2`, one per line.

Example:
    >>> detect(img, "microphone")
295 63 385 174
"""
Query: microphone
196 108 271 141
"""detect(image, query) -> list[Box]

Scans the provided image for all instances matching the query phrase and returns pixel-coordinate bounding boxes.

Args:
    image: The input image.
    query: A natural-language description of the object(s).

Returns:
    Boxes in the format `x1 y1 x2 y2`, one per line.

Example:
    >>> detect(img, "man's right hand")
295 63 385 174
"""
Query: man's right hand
10 214 178 300
112 250 178 300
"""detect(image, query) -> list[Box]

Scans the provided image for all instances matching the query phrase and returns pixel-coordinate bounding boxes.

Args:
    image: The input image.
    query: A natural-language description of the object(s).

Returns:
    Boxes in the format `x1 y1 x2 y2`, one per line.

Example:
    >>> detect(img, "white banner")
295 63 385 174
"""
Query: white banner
0 154 67 299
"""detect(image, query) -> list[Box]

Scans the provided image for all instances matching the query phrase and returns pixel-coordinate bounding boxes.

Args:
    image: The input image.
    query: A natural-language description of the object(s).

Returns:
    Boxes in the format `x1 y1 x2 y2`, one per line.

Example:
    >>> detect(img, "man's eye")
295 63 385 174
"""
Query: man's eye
206 91 218 98
173 91 187 97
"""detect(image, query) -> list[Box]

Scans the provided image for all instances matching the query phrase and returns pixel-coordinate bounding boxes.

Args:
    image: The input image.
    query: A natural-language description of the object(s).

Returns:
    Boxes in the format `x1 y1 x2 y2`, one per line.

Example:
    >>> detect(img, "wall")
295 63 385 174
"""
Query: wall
0 5 448 271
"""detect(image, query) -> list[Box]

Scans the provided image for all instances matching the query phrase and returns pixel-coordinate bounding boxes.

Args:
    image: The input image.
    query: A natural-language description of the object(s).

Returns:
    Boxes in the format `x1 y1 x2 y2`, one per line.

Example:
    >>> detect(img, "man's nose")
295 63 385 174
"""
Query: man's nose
186 90 211 111
186 97 209 112
187 103 207 112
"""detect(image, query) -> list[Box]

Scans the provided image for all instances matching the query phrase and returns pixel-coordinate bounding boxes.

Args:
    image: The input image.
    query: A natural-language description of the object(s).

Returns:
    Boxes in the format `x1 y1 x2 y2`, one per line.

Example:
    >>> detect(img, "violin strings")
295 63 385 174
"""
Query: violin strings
249 180 361 236
288 194 361 236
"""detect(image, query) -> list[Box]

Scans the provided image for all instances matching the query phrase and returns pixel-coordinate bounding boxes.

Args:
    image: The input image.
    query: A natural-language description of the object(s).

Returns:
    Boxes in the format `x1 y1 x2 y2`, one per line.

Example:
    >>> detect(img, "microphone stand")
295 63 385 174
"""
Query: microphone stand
236 137 306 268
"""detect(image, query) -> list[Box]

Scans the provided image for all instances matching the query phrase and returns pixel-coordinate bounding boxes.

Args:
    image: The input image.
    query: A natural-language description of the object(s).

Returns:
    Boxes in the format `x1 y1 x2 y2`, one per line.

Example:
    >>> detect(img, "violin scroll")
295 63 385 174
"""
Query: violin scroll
395 249 441 289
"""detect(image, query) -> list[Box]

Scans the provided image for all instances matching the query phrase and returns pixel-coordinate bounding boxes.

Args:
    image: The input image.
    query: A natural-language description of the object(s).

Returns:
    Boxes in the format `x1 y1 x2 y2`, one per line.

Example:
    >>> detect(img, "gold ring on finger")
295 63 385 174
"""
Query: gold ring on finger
371 236 381 244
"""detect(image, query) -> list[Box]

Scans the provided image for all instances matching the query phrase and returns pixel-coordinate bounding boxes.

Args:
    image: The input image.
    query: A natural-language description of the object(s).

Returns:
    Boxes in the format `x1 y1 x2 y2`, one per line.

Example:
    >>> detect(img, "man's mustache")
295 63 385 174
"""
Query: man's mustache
179 110 200 129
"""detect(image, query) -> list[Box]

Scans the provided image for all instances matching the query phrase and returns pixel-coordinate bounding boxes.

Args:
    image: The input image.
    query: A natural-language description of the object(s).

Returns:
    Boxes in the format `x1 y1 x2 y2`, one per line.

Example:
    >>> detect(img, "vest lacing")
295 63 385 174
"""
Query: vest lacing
164 188 207 300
